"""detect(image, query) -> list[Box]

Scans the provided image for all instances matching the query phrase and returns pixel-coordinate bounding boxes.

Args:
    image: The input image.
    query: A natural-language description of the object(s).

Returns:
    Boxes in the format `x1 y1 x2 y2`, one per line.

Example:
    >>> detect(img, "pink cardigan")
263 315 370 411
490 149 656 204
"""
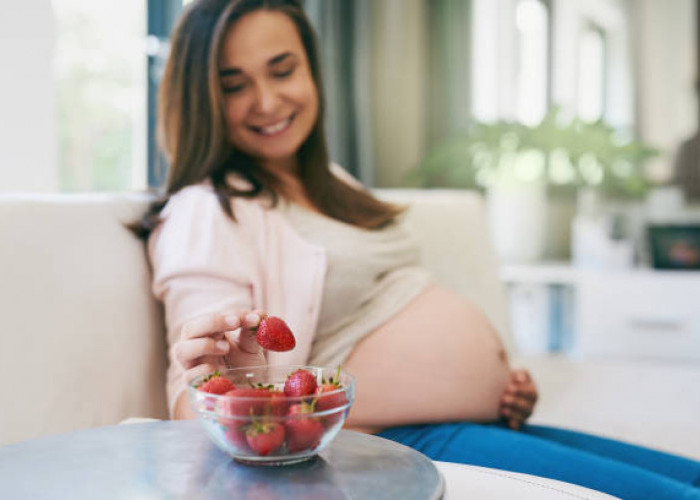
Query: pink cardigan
149 179 329 413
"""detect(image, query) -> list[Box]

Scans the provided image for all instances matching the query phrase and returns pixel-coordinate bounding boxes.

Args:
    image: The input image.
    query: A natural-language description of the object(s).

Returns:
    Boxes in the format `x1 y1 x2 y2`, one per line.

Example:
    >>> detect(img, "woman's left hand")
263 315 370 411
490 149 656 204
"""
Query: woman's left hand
499 369 538 430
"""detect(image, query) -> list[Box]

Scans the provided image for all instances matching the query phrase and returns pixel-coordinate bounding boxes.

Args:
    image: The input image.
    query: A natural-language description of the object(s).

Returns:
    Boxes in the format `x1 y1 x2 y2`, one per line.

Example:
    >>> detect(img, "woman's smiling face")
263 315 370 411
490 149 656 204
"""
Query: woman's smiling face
218 10 319 171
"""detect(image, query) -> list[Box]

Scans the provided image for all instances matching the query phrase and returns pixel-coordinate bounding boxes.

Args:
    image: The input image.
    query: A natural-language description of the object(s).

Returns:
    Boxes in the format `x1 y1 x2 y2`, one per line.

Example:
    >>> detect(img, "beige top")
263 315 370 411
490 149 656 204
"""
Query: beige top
282 202 433 367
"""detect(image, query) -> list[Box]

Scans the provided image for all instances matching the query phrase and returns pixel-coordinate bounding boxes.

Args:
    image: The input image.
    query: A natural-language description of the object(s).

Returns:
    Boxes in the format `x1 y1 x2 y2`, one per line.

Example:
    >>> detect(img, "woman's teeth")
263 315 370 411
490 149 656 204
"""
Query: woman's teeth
257 117 292 135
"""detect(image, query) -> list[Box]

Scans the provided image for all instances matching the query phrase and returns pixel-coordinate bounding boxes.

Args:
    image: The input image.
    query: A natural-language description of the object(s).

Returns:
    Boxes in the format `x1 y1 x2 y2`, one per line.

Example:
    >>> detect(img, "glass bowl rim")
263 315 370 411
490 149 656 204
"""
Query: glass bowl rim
187 364 356 403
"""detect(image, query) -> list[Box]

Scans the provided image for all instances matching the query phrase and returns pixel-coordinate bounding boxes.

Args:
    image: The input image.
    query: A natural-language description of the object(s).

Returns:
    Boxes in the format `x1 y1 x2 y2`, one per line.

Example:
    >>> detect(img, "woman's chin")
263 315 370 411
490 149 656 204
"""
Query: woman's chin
251 147 303 167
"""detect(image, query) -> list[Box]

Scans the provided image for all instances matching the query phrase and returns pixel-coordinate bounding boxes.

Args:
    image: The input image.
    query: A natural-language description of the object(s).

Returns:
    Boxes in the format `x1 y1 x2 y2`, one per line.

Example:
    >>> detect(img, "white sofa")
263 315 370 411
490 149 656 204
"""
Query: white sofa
0 189 510 446
1 189 698 465
0 193 169 444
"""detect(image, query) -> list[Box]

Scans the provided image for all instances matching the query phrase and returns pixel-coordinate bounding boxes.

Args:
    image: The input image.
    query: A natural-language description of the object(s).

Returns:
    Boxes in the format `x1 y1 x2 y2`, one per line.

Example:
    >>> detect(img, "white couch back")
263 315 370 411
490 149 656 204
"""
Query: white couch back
0 189 509 446
375 189 510 342
0 194 169 445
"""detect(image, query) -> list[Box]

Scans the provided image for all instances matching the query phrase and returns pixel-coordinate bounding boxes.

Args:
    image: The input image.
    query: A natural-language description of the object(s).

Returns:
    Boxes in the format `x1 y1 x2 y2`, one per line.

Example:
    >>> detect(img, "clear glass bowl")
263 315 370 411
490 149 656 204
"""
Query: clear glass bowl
188 365 356 466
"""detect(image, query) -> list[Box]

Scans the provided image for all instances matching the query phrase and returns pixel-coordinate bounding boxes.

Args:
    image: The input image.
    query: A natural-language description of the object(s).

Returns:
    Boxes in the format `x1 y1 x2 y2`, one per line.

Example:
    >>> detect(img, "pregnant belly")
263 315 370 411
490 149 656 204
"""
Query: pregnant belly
342 285 510 432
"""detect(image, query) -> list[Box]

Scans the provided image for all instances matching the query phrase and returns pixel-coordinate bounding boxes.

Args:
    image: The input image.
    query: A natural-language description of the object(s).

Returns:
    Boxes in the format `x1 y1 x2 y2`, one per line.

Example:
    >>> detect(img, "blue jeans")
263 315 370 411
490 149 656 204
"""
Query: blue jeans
377 422 700 499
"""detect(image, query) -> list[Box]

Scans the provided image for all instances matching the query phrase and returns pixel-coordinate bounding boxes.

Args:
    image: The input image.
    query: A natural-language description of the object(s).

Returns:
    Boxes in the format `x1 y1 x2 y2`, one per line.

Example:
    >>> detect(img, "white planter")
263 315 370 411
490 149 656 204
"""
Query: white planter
487 183 547 263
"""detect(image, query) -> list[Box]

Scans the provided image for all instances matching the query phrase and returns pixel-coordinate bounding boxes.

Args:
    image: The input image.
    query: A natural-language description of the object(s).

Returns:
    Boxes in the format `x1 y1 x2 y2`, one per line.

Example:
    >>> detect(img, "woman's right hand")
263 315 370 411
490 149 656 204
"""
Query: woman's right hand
499 368 538 430
173 309 267 386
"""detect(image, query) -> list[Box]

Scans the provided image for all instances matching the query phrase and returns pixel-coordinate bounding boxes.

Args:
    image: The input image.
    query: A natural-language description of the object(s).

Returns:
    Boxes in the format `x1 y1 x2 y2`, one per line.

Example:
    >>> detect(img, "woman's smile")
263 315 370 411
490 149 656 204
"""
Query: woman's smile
248 112 296 136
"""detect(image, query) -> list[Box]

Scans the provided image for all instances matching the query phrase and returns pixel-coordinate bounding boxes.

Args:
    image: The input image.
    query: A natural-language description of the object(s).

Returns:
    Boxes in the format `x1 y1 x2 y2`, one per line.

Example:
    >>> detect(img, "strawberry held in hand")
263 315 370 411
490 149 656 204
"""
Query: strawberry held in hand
255 315 296 352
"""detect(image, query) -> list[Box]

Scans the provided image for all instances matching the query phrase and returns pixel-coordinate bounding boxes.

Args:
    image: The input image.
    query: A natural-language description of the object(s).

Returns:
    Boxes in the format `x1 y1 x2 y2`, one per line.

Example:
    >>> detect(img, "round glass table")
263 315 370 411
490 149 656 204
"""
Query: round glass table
0 420 616 499
0 420 443 499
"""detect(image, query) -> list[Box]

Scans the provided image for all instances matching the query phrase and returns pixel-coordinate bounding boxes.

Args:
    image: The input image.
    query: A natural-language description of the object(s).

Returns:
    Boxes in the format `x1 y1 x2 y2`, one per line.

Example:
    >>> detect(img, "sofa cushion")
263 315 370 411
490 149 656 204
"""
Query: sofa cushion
0 193 168 445
0 188 509 445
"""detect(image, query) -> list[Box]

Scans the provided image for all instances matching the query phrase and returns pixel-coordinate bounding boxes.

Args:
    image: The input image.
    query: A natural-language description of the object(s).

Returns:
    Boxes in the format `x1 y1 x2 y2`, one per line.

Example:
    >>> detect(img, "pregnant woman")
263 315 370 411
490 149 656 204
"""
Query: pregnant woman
132 1 700 498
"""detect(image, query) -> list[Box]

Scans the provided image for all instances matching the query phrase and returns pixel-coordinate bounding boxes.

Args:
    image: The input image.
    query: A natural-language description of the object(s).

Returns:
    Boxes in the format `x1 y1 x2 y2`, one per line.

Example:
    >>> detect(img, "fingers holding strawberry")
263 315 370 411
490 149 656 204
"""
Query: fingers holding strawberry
499 369 538 430
222 310 267 367
223 312 297 367
174 312 239 385
229 310 266 353
175 310 271 392
178 310 300 399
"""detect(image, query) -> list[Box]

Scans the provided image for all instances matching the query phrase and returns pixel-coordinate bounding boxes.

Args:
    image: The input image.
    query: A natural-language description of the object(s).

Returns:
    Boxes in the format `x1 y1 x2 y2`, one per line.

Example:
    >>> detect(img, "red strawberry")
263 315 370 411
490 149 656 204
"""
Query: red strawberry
198 371 236 395
255 316 296 352
218 388 273 417
224 424 250 451
314 367 348 425
246 421 285 456
315 385 347 411
268 390 289 417
285 404 324 453
287 401 315 416
315 386 348 426
285 419 323 452
283 369 317 397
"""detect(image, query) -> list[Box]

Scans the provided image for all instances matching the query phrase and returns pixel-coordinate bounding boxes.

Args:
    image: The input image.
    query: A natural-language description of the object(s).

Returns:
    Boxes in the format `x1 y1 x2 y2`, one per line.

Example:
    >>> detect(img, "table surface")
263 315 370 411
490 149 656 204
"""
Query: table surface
0 420 443 499
0 420 616 499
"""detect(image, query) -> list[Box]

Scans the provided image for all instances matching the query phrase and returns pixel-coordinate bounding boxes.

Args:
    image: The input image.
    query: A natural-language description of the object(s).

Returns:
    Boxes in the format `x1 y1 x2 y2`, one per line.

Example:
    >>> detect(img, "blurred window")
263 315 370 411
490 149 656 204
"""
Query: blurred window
576 23 607 122
514 0 550 126
53 0 147 191
146 0 183 188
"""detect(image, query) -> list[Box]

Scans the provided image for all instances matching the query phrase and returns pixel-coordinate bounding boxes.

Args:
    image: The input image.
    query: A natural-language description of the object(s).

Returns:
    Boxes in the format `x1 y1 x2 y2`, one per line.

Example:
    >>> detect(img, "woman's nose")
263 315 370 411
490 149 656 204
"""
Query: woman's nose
252 82 278 114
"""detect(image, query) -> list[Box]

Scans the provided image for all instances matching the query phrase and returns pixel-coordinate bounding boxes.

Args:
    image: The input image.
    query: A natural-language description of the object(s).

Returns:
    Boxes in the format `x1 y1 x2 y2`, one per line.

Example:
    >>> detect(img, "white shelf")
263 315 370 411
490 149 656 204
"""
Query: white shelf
500 261 579 285
501 262 700 285
501 261 700 361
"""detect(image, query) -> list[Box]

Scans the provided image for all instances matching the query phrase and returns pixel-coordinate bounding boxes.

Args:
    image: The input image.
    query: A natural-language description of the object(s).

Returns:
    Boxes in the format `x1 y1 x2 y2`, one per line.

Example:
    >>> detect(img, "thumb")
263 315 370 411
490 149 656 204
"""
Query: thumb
225 311 264 354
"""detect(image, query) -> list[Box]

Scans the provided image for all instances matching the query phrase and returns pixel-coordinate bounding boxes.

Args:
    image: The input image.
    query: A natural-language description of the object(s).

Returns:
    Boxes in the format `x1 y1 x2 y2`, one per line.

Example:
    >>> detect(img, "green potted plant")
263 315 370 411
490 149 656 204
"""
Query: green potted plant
409 107 658 196
407 108 659 262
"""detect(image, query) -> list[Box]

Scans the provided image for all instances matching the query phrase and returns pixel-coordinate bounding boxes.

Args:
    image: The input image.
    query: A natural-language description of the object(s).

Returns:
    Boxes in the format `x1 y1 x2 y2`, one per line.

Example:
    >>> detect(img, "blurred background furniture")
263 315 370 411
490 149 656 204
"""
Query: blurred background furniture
503 262 700 361
1 190 698 464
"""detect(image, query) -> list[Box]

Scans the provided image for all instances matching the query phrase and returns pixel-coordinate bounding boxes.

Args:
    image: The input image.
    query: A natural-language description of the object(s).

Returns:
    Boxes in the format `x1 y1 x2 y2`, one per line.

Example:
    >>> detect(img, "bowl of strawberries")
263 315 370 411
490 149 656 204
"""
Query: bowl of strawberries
188 365 356 466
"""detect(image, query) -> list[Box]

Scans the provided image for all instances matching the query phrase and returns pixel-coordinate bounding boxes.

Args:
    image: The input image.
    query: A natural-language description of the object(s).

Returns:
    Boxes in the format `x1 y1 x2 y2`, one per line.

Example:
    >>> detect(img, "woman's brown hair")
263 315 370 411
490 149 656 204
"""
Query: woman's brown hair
131 0 403 239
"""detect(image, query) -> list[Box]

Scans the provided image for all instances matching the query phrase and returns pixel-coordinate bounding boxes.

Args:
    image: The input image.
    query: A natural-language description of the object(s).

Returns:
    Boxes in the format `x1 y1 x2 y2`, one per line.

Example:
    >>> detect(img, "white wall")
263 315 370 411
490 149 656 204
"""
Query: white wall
0 0 58 192
633 0 697 182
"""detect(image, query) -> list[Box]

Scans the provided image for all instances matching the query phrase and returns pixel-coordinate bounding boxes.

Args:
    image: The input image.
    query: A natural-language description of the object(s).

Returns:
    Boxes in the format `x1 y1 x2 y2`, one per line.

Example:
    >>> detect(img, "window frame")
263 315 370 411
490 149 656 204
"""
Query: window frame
147 0 183 189
514 0 554 125
576 21 609 123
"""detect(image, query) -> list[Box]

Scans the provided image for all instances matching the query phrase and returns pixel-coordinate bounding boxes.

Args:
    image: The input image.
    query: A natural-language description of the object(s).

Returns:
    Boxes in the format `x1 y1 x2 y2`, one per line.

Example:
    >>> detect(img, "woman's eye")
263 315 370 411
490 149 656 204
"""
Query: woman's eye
273 67 294 79
222 83 246 94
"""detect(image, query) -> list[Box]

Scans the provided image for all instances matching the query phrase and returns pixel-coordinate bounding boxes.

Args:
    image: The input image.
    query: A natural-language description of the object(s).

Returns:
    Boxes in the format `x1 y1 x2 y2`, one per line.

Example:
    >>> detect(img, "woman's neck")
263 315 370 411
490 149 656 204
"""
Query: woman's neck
259 157 318 211
260 156 300 179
